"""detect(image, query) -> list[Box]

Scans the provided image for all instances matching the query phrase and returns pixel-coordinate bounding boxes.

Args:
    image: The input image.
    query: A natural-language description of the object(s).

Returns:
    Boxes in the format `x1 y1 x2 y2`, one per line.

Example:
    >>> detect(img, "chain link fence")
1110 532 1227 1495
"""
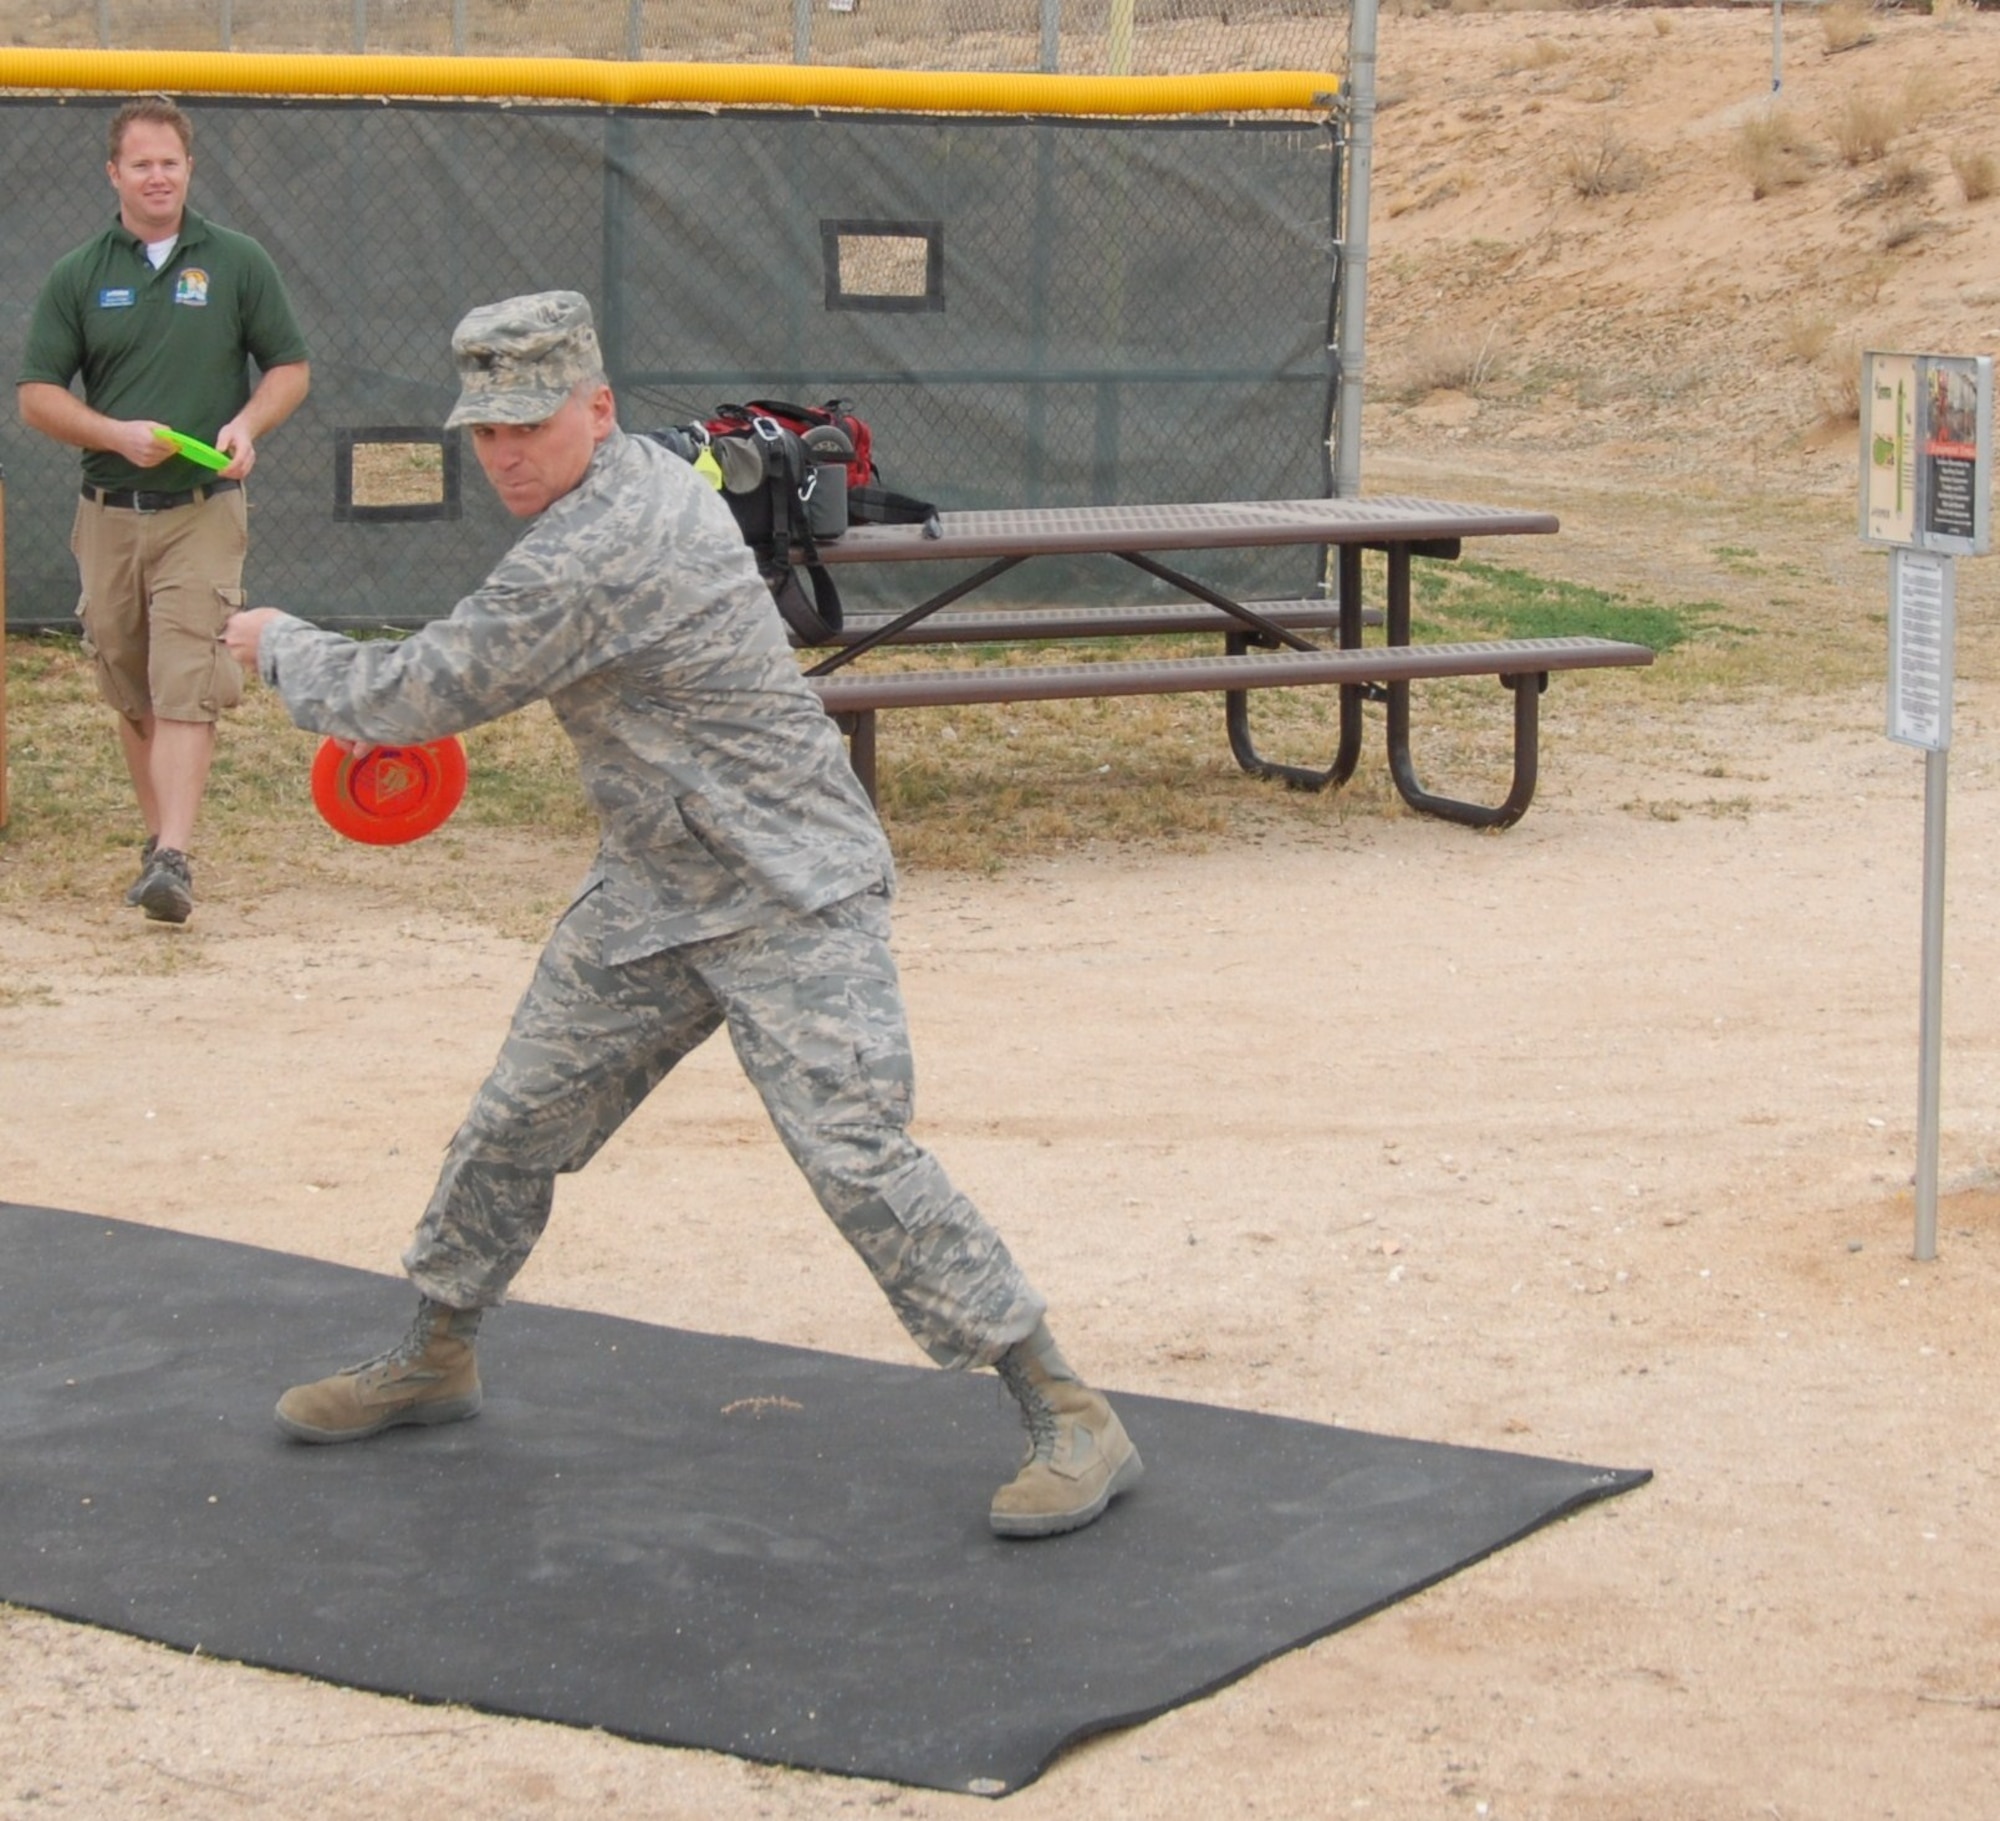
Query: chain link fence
1 92 1339 628
32 2 1343 72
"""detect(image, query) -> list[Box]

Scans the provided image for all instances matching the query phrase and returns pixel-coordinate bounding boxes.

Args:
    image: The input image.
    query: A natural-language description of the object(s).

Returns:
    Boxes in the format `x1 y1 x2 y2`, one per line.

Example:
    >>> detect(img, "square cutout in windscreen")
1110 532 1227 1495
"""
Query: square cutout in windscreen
335 428 461 522
821 219 944 313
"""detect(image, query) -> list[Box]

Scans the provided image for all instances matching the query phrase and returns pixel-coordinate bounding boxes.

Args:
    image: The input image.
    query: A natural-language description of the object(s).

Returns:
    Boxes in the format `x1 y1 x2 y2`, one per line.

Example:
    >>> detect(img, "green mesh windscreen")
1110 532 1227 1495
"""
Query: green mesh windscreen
1 96 1336 628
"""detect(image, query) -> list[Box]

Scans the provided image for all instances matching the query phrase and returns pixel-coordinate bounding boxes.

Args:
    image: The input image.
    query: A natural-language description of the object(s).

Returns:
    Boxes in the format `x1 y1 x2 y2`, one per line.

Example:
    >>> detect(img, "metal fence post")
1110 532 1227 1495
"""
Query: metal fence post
1333 0 1377 499
0 469 9 830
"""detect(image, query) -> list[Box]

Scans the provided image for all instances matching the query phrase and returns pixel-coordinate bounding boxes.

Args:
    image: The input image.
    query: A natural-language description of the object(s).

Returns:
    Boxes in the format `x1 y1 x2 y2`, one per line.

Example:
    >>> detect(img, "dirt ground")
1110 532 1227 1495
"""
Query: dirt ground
7 8 2000 1818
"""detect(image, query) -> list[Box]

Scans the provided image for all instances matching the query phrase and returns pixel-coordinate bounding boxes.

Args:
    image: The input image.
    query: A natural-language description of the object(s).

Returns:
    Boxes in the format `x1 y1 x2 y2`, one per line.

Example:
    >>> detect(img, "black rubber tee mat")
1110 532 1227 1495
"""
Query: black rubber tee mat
0 1203 1649 1796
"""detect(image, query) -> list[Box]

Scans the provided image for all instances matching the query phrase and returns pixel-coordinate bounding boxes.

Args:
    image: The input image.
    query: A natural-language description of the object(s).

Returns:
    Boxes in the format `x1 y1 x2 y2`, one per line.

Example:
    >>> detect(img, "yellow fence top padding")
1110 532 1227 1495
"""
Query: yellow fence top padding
0 50 1338 116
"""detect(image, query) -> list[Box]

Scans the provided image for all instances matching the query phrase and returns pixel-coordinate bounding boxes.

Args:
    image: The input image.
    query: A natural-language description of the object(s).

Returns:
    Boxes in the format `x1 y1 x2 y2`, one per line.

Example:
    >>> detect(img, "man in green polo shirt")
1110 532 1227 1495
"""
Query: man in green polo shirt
18 95 310 925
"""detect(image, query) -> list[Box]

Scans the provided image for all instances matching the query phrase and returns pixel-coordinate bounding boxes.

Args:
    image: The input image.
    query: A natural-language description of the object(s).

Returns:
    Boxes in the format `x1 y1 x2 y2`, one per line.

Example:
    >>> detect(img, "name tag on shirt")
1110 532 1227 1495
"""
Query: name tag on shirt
97 287 137 309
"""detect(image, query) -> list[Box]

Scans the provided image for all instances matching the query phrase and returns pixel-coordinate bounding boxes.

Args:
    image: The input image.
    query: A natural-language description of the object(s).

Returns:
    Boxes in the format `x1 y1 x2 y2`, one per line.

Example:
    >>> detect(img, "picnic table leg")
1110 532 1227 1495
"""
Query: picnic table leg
1379 543 1544 828
1222 635 1366 790
1223 543 1366 791
836 709 880 804
1386 668 1544 829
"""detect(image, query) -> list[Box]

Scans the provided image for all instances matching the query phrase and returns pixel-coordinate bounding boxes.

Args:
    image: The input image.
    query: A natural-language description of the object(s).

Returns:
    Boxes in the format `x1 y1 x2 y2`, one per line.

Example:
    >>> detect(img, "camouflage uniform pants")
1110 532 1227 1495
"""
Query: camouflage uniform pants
403 883 1046 1370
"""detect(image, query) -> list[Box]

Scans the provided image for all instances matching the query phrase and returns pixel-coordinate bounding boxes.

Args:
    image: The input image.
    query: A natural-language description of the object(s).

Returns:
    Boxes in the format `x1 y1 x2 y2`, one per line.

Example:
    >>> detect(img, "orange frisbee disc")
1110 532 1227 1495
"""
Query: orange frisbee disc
310 737 467 845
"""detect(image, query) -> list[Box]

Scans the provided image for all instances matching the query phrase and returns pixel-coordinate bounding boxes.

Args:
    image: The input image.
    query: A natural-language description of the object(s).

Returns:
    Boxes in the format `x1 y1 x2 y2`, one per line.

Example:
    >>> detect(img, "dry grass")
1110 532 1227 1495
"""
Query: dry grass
1950 142 1998 202
1497 35 1570 75
1386 165 1471 217
1560 123 1648 198
1782 314 1836 364
1879 209 1930 250
1820 338 1865 422
1898 63 1949 127
1866 152 1933 201
2 439 1892 928
1394 323 1510 398
1820 0 1878 56
0 634 596 940
1832 90 1906 166
0 632 1468 908
1 555 1758 914
1733 108 1817 198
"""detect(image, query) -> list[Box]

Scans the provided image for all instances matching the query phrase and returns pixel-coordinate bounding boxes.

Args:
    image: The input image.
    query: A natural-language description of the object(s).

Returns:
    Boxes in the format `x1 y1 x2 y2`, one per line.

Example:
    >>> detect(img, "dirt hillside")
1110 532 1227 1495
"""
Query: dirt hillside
1363 3 2000 495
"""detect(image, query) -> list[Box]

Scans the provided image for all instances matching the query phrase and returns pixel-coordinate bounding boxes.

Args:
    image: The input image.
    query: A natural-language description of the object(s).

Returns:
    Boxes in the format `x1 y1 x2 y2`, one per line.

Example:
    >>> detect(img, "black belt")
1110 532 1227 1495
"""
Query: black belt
81 478 241 512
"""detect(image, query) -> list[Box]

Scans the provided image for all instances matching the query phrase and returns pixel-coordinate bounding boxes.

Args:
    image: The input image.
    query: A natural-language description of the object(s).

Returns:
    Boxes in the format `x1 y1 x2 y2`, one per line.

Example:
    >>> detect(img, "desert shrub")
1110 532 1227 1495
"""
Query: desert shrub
1880 211 1929 249
1899 66 1948 127
1820 341 1864 421
1498 35 1569 73
1857 153 1934 205
1394 324 1508 399
1821 0 1876 54
1783 315 1836 363
1733 109 1814 198
1950 143 1998 201
1833 91 1904 165
1561 124 1648 197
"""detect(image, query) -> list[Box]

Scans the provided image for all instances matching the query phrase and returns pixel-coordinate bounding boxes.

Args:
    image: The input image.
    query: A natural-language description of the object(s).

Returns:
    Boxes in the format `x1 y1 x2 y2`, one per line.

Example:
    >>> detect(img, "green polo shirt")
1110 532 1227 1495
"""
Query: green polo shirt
20 206 310 492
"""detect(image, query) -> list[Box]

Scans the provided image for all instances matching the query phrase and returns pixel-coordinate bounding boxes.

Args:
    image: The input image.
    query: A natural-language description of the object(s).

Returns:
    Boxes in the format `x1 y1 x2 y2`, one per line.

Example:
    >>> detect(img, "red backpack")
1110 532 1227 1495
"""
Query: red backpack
705 398 938 530
643 399 938 645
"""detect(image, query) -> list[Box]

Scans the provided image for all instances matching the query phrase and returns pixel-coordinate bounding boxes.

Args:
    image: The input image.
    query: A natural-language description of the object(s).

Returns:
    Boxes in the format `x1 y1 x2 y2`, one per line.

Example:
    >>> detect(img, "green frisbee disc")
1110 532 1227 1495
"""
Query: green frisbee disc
153 427 232 472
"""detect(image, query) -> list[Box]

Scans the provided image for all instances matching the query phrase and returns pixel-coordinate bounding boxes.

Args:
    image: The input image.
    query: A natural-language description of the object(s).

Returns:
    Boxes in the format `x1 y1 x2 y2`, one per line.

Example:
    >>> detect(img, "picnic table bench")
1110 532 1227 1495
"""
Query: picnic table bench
800 497 1654 829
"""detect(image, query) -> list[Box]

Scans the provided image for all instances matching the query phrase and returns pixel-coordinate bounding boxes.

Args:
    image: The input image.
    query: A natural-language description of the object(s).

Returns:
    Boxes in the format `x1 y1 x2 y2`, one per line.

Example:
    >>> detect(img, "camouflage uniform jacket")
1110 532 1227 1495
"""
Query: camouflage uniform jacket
257 428 894 960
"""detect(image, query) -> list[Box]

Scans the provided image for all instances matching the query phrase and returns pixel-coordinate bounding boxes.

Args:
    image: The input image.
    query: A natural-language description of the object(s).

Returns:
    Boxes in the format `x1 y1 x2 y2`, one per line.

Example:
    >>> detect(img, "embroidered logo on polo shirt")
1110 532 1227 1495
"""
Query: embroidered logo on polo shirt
97 287 137 309
174 268 211 306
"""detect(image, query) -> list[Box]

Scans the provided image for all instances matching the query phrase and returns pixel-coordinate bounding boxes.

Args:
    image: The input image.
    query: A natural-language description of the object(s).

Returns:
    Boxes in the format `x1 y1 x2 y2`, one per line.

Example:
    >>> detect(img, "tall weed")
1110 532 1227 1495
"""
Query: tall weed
1833 91 1904 166
1950 143 1997 202
1733 109 1815 198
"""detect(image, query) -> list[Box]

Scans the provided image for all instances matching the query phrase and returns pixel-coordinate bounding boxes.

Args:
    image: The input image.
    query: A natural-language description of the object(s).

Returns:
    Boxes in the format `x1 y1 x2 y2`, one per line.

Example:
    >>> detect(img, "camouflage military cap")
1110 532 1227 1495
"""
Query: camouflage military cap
445 290 605 428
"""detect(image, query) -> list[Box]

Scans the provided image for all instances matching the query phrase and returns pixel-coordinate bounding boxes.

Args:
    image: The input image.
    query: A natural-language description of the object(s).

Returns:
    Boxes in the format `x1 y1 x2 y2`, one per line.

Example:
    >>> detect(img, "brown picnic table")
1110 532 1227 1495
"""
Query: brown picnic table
799 496 1654 828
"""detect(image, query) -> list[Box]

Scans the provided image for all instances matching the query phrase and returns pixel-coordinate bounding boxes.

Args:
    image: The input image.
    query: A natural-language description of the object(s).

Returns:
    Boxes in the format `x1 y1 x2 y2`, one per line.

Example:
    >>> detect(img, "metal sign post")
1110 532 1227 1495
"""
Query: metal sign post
1888 548 1955 1260
1862 351 1993 1261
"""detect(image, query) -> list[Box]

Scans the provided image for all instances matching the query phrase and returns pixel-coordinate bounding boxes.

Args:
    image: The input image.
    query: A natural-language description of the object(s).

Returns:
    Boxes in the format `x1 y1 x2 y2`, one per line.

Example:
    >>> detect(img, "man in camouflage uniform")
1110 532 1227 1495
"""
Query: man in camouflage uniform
223 290 1141 1539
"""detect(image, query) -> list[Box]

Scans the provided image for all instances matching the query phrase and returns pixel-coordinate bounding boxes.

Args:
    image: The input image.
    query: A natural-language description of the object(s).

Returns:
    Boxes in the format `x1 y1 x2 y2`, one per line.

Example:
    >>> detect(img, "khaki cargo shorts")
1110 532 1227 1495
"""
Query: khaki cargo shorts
71 484 249 724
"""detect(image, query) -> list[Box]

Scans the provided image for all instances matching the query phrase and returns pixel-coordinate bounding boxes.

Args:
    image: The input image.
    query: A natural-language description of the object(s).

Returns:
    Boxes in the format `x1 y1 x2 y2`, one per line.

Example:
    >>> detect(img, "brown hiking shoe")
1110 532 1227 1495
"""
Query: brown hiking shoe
990 1329 1143 1539
275 1298 483 1444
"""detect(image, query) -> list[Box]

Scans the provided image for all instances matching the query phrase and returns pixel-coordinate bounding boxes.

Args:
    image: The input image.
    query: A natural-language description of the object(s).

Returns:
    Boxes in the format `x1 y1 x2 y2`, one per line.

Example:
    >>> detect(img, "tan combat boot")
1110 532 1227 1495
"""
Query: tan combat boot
275 1298 484 1444
990 1323 1143 1538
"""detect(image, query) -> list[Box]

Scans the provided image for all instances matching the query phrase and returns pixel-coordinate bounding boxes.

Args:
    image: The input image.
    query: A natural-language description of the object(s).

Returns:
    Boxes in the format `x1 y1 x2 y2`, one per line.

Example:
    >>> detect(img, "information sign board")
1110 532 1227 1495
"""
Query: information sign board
1861 352 1992 555
1887 547 1955 752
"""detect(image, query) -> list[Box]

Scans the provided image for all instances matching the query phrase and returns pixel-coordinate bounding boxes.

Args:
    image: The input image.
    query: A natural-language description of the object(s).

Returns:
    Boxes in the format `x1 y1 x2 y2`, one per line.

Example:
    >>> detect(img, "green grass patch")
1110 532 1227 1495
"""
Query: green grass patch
1411 558 1736 655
